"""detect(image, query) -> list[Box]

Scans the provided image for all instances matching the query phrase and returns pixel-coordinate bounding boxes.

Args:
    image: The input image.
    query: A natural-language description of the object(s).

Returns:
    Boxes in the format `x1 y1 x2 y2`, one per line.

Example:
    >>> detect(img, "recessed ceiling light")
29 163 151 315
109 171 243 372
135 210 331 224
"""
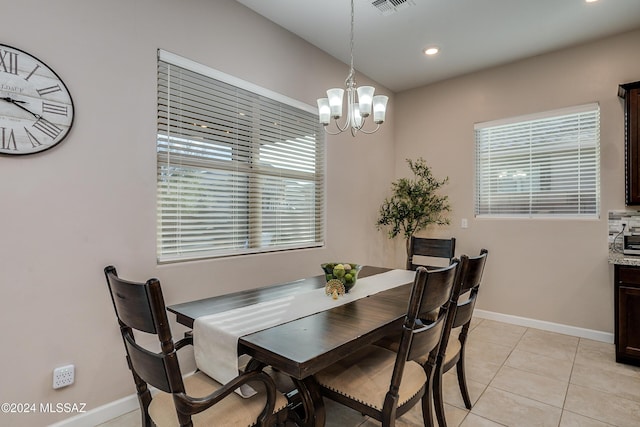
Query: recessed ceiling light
585 0 598 3
424 47 439 56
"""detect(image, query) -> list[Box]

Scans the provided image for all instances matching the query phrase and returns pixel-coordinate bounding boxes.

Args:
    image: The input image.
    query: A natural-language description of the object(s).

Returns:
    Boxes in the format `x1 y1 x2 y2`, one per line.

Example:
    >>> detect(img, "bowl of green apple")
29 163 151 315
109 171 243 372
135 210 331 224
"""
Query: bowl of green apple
321 263 362 293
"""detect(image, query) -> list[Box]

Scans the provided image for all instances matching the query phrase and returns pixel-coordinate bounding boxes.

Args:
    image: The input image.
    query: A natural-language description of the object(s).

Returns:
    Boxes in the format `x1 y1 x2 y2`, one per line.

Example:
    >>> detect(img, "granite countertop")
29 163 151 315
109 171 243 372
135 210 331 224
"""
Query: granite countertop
609 249 640 266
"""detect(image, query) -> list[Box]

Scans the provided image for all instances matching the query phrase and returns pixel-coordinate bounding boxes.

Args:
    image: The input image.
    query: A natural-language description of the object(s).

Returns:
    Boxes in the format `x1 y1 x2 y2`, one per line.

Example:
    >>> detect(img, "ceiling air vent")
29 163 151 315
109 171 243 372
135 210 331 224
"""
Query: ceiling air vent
370 0 415 16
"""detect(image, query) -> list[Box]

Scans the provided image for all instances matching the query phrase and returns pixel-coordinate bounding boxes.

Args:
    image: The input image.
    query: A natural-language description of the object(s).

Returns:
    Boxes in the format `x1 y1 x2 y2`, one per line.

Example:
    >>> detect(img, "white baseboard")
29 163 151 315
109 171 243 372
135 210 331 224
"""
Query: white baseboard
48 393 139 427
474 309 615 344
49 311 614 426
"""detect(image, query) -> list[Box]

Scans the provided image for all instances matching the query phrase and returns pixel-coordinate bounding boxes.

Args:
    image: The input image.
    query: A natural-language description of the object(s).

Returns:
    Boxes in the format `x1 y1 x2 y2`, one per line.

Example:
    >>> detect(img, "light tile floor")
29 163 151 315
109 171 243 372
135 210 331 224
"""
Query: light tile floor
99 318 640 427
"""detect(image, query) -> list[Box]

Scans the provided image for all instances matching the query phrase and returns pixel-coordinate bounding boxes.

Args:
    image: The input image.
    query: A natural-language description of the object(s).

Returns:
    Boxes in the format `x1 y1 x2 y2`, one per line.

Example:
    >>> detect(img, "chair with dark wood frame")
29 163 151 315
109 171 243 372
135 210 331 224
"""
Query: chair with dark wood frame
407 237 456 270
433 249 488 427
313 262 460 427
104 265 288 427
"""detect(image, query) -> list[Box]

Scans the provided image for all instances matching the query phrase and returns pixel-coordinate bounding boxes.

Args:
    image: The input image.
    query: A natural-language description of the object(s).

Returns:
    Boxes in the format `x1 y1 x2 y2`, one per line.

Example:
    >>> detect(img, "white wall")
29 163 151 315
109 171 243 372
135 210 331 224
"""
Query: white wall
394 29 640 334
0 1 396 425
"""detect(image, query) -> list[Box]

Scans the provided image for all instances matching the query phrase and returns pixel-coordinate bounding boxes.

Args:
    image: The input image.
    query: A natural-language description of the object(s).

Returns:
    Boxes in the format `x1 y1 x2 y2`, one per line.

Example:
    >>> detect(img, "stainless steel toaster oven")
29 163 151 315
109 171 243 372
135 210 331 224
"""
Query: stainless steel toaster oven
623 234 640 255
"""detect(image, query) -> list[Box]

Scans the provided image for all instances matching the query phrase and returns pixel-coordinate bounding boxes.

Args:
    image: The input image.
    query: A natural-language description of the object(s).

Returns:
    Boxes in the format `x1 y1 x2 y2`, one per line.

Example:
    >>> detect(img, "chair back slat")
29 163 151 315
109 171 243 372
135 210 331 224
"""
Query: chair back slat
412 237 456 258
458 248 488 294
105 266 157 334
407 318 446 362
450 249 487 328
452 297 475 329
408 237 456 270
124 332 174 393
416 263 459 316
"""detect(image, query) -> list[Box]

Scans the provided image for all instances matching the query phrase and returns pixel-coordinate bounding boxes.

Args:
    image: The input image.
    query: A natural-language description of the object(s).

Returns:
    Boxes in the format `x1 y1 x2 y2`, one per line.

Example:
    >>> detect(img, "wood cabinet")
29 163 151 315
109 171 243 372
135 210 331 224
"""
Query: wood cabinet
619 81 640 205
614 264 640 366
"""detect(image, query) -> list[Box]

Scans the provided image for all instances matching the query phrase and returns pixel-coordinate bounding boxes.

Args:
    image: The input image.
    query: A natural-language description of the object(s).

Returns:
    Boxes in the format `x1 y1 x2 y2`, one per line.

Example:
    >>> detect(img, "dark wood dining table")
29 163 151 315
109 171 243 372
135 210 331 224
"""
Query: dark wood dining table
166 266 414 427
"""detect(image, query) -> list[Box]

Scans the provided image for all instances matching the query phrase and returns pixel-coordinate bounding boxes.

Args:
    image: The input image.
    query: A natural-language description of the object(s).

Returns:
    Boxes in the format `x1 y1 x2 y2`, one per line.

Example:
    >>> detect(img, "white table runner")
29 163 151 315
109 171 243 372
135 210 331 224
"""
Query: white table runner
193 268 416 396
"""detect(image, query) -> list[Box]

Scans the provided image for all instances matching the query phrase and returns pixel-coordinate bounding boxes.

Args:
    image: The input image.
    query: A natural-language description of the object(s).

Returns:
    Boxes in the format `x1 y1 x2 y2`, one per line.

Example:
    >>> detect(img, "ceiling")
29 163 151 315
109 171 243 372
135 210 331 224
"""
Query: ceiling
235 0 640 92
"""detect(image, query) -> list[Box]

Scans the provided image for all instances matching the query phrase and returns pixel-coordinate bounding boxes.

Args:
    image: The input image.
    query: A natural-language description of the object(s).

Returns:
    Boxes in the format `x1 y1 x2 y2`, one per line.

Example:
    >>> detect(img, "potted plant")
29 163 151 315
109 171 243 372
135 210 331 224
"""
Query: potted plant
376 157 451 267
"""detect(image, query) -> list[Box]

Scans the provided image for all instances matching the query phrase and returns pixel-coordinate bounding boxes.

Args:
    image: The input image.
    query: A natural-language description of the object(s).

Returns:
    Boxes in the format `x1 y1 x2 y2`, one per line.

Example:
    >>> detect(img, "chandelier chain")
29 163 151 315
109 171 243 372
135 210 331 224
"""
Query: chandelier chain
347 0 355 87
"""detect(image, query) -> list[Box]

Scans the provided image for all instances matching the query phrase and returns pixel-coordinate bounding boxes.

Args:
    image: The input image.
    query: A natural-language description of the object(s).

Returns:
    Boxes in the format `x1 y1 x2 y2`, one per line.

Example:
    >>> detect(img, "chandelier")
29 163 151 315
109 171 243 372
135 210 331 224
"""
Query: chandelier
317 0 388 136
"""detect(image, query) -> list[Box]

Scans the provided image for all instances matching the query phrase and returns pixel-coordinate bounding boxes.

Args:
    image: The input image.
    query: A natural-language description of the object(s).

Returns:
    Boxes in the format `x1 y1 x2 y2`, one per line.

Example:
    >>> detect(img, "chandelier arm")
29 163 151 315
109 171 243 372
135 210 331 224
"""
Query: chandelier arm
325 116 352 134
323 126 344 136
354 123 382 135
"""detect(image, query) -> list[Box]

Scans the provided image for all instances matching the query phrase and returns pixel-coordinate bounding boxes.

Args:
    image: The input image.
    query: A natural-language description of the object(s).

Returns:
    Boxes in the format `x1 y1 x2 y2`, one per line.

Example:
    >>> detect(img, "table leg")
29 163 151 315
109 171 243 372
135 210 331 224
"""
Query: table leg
245 359 325 426
245 357 266 373
289 376 325 427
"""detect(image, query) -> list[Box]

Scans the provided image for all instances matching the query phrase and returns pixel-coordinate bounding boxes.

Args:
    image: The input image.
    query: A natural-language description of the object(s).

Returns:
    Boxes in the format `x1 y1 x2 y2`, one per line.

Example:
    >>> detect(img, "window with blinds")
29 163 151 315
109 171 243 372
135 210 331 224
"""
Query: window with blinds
157 50 325 263
475 103 600 218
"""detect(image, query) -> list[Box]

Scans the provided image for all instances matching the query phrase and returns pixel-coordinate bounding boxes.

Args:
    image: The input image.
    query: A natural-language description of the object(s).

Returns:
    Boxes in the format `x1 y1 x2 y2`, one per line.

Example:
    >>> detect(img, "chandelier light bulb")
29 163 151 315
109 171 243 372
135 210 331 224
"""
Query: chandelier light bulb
373 95 389 124
356 86 375 117
317 98 331 125
326 88 344 119
351 104 363 128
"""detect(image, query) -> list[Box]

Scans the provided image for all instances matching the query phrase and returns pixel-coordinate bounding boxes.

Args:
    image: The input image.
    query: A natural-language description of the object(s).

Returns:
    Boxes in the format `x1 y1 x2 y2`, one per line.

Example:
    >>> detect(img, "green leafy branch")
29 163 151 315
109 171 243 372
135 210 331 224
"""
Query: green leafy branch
376 158 451 242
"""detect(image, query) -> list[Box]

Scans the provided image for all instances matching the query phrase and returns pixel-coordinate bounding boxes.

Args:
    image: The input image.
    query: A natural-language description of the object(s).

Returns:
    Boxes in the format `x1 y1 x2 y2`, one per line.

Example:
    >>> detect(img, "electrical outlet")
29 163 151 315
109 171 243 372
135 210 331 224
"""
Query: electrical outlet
53 364 75 389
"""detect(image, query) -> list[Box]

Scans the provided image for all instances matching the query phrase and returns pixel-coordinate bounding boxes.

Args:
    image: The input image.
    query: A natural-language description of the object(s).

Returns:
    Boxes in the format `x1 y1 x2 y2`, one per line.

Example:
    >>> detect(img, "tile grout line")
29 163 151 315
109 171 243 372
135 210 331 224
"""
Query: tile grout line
510 326 571 427
563 338 626 426
465 323 529 426
557 336 581 426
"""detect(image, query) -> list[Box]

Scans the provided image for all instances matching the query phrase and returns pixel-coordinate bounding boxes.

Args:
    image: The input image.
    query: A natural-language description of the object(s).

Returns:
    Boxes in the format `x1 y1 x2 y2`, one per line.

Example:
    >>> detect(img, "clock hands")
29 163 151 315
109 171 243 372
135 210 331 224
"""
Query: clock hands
1 96 42 119
1 96 25 104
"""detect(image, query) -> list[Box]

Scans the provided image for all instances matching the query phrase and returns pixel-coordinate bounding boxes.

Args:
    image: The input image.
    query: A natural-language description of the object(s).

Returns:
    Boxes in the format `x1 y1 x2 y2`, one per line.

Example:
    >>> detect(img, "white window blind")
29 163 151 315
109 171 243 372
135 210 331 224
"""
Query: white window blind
475 103 600 218
157 50 325 263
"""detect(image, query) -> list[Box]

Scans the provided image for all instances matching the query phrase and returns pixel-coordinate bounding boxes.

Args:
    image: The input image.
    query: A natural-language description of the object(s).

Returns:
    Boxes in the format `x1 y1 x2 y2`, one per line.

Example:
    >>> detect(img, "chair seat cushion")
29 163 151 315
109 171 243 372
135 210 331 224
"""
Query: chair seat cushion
148 370 288 427
315 345 427 411
414 328 463 366
443 336 462 366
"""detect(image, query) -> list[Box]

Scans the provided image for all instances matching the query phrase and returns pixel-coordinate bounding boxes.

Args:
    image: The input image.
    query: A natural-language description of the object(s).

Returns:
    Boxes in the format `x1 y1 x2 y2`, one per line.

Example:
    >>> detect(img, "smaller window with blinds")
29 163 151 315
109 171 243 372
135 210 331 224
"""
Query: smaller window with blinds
475 103 600 218
157 50 325 263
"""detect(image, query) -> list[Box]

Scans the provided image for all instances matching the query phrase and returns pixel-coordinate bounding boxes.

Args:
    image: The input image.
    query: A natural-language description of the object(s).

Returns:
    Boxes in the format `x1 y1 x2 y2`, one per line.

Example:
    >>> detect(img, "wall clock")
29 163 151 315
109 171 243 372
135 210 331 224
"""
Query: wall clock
0 44 74 155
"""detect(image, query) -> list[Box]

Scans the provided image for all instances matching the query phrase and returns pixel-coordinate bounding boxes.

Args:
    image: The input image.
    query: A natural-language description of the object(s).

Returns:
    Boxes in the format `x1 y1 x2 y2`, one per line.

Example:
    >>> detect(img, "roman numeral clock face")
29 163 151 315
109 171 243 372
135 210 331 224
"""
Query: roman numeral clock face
0 44 74 155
